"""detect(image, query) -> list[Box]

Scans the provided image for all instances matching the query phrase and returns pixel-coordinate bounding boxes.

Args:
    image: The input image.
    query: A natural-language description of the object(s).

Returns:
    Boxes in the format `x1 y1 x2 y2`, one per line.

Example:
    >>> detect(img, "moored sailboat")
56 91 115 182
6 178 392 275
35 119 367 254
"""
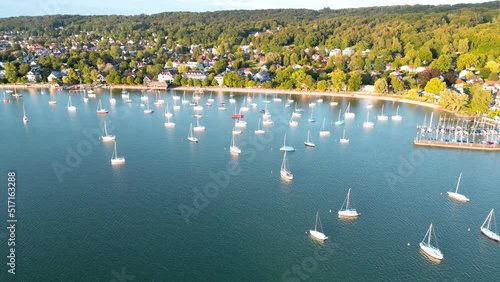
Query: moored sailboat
67 96 77 111
344 102 355 119
187 123 198 143
304 130 315 147
110 141 126 165
338 188 359 218
230 131 241 155
377 104 388 120
340 129 349 144
391 105 402 120
280 134 296 152
96 99 108 114
101 121 116 141
280 152 293 181
447 173 470 202
254 118 265 135
419 223 443 261
309 212 328 241
319 118 330 136
480 209 500 242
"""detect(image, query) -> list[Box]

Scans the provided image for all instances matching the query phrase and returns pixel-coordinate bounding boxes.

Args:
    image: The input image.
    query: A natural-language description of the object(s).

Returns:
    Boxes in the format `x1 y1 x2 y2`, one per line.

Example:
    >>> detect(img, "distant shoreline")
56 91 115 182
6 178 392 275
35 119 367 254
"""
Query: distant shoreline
0 83 446 112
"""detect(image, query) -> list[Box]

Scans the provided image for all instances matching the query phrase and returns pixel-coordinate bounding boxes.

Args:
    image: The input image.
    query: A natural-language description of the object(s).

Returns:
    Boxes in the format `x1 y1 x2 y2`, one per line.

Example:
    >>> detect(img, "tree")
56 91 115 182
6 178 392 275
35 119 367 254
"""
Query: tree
265 52 281 65
430 54 452 73
488 72 498 82
439 89 468 112
331 69 346 92
347 72 362 91
469 85 492 113
418 46 433 63
374 78 388 94
407 89 419 99
424 78 446 94
4 62 18 83
317 80 328 91
18 64 30 76
390 76 404 92
213 59 227 74
178 64 188 74
456 53 479 70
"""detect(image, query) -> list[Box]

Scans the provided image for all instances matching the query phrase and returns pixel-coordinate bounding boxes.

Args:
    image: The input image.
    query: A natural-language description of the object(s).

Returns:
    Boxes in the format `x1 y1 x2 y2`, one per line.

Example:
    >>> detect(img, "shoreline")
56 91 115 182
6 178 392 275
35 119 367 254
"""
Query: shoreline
174 86 445 112
0 83 453 113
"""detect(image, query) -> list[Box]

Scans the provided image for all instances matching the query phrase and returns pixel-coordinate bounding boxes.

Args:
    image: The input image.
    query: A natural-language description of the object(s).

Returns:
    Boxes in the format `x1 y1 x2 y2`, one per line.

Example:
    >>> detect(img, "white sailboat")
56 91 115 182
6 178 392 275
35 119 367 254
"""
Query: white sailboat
280 134 296 152
232 125 242 135
143 101 154 114
363 111 374 128
67 96 77 111
164 116 176 128
335 109 345 125
319 118 330 136
391 105 402 120
208 93 215 103
447 173 470 202
330 97 338 106
338 188 359 218
111 141 125 165
182 91 189 104
235 118 247 127
22 104 28 123
309 212 328 241
164 103 173 118
344 102 355 119
254 118 265 135
480 209 500 242
304 130 316 147
83 91 88 102
48 91 57 105
419 223 443 261
109 89 116 104
173 99 180 110
193 117 205 132
101 121 116 141
121 89 129 98
187 123 198 143
377 104 388 120
87 88 96 98
308 107 316 122
230 132 241 155
340 129 349 144
96 99 109 114
280 152 293 181
289 115 298 127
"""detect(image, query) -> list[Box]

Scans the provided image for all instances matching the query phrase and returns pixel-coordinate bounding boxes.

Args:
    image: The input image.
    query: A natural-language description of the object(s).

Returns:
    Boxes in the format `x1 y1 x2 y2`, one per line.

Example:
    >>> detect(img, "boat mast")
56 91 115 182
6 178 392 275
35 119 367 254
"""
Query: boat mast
428 224 432 246
455 173 462 193
346 188 351 209
315 212 318 231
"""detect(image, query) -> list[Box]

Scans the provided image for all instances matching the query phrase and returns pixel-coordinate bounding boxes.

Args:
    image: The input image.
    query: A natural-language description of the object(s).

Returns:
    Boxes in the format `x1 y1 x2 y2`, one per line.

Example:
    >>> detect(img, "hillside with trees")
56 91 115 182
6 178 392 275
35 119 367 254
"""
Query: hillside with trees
0 1 499 115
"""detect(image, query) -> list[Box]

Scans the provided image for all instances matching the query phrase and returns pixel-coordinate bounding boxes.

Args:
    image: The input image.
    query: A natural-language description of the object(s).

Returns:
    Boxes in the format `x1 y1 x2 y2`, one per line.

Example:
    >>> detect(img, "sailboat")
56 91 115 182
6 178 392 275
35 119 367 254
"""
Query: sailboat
4 92 10 103
377 105 388 120
110 141 126 165
172 91 180 100
48 91 57 105
235 117 247 127
340 129 349 144
193 117 205 132
232 125 242 135
240 99 249 112
391 105 402 120
289 115 298 127
330 97 338 106
447 173 470 202
67 96 76 111
363 111 374 128
319 118 330 136
83 91 89 102
309 212 328 241
480 209 500 241
96 99 108 114
280 134 296 152
344 102 355 119
87 88 96 98
231 102 244 119
254 118 265 135
338 188 359 218
101 121 116 141
164 103 173 118
121 89 129 98
154 93 163 106
109 89 116 104
164 116 176 128
207 93 215 103
287 94 294 104
22 104 28 123
419 223 443 261
304 130 316 147
143 101 154 114
280 152 293 181
262 103 271 119
308 107 316 122
230 132 241 155
173 99 180 110
182 91 189 104
187 123 198 143
335 109 345 125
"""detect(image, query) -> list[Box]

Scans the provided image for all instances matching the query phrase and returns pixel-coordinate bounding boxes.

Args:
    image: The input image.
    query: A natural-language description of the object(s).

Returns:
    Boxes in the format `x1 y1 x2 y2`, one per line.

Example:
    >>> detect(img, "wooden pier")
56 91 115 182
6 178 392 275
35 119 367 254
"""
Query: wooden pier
413 139 500 151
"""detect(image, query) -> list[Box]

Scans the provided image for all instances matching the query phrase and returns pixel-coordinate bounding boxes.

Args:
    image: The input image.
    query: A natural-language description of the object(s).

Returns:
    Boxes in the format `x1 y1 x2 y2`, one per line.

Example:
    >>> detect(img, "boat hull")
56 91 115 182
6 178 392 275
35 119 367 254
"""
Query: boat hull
309 230 328 241
164 122 176 128
447 192 470 202
102 136 116 142
319 131 330 136
338 210 359 218
340 138 349 144
304 142 316 147
254 130 265 135
280 169 293 181
481 227 500 241
419 242 443 260
111 158 126 165
230 146 241 155
188 137 198 143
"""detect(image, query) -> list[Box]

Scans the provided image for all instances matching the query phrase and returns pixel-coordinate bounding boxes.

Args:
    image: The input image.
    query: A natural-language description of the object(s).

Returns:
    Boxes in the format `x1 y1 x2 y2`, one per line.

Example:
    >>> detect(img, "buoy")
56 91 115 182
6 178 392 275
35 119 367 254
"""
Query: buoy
407 242 410 246
440 192 442 195
329 209 332 213
468 228 470 231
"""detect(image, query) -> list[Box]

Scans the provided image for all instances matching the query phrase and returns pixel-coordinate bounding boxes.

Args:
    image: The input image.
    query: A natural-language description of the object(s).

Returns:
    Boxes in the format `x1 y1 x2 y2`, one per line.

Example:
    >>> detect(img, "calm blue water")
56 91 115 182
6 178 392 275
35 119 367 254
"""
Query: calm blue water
1 88 499 281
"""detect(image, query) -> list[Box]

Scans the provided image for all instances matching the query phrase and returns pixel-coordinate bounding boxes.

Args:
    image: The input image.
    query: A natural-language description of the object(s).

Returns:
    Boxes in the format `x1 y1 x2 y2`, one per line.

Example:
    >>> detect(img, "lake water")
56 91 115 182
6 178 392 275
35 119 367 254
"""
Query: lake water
1 88 499 281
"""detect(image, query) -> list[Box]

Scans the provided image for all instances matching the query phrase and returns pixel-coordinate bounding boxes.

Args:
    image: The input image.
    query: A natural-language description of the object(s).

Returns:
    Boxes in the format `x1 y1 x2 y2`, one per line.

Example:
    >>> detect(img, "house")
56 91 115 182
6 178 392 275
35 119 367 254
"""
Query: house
0 69 5 79
96 72 107 83
254 71 270 82
400 65 416 73
26 71 40 82
47 71 62 82
158 71 177 83
214 74 224 86
184 70 207 81
143 74 153 84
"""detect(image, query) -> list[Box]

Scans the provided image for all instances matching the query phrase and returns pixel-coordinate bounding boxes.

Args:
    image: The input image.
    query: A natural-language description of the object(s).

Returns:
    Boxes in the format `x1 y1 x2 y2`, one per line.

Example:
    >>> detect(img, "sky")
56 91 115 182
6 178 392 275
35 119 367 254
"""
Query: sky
0 0 490 18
